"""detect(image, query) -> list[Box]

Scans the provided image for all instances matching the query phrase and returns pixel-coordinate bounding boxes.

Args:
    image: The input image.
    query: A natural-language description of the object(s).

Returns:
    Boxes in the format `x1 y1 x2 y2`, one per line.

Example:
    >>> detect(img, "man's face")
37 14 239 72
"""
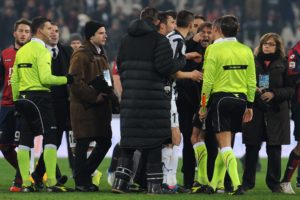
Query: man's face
191 18 204 35
14 24 31 47
90 27 107 46
165 16 176 35
199 26 212 48
70 40 82 50
39 21 52 43
49 24 59 46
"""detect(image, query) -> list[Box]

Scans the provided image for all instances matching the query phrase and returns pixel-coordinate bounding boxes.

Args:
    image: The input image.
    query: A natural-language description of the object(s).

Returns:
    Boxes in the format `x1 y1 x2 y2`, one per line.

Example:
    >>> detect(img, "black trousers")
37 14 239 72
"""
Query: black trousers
242 144 281 191
74 137 111 186
108 143 121 173
177 103 195 188
66 131 75 173
205 130 218 181
115 146 162 184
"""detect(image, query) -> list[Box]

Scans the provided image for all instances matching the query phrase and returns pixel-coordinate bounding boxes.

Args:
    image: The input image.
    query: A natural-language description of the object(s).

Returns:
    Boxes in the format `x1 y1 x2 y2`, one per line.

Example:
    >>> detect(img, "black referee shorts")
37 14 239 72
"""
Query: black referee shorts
210 92 247 134
15 91 57 147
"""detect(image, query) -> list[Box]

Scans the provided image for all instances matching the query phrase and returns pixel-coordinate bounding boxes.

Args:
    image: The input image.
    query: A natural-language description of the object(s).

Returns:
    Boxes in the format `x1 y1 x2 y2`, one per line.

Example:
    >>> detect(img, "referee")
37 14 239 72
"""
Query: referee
10 17 73 192
199 15 256 195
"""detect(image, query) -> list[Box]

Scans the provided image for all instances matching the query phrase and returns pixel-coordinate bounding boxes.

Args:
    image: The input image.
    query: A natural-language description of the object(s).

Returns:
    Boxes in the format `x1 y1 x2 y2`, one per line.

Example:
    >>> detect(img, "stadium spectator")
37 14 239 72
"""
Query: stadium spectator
0 0 299 57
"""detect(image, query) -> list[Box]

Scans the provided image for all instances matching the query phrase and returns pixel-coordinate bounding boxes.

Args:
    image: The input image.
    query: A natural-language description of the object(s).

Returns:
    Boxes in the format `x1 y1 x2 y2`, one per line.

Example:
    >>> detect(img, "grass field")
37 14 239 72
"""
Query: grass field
0 158 299 200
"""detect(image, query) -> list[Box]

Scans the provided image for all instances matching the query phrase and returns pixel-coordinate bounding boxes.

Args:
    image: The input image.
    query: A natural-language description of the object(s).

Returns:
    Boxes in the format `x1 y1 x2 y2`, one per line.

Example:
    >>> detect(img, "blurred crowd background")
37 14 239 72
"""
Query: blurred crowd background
1 0 300 62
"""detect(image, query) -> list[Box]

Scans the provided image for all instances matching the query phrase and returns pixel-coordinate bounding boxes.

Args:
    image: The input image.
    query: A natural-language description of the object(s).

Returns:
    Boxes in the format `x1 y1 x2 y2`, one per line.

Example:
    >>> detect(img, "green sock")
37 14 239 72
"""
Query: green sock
220 148 240 190
210 152 226 190
17 147 31 186
193 142 209 185
44 146 57 187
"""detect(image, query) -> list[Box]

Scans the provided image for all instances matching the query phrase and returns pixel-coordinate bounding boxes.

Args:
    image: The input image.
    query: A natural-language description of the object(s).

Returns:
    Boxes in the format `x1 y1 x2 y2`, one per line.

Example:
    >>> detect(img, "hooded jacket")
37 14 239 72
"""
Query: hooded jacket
117 19 180 149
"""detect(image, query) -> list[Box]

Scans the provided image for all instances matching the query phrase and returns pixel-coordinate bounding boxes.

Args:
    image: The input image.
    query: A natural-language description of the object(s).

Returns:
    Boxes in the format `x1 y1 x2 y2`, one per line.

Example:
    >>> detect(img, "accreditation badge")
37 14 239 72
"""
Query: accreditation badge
258 74 269 89
103 69 112 87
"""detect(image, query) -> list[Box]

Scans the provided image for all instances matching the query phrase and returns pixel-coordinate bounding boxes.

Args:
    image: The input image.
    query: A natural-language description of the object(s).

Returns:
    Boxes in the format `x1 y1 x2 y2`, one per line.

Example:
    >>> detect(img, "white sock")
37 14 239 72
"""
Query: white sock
162 147 172 184
193 141 205 149
167 145 180 186
220 146 232 154
87 150 92 158
92 169 99 176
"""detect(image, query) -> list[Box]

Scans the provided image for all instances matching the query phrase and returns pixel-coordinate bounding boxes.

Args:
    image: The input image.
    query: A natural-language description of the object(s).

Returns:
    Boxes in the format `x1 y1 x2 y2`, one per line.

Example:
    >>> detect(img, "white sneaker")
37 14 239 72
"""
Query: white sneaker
107 171 115 186
280 182 295 194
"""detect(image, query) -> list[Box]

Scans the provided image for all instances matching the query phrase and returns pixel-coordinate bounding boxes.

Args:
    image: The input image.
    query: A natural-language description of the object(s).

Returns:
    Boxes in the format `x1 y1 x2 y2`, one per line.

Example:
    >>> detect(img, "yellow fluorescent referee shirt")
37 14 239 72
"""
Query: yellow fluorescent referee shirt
201 37 256 105
11 38 67 101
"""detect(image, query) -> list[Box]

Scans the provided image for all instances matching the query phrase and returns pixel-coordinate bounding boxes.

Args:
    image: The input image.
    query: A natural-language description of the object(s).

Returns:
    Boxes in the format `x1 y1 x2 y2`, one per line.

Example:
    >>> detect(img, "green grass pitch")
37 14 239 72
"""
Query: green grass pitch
0 158 298 200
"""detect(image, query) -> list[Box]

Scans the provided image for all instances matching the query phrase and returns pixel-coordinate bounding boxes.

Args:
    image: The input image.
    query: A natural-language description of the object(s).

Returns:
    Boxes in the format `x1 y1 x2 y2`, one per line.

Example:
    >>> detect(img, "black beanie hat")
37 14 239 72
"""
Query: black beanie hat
84 21 104 40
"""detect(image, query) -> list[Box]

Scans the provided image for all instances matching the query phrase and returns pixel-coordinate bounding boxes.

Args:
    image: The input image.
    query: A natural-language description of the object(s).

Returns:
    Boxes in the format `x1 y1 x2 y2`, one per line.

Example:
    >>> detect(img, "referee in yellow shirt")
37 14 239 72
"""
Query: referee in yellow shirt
199 15 256 195
11 17 73 192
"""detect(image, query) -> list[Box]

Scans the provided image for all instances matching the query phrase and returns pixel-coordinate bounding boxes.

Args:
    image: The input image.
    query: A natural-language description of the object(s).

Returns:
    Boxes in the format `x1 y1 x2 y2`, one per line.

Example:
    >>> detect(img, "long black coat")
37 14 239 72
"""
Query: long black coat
51 43 73 131
243 56 294 145
117 19 180 149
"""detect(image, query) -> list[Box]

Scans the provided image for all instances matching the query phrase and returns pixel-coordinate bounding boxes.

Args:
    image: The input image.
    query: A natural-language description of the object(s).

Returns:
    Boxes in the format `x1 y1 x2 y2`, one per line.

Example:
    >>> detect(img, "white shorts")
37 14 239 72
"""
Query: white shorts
170 98 179 128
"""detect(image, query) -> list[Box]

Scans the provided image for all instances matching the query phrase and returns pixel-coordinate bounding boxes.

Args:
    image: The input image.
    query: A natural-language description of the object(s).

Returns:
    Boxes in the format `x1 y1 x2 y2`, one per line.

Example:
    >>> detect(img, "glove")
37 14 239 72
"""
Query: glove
96 93 108 103
89 76 110 93
66 74 74 84
254 91 270 111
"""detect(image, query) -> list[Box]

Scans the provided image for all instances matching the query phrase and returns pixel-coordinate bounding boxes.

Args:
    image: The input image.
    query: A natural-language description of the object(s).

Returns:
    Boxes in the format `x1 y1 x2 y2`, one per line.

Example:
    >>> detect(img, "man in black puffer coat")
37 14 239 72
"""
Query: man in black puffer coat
112 7 181 194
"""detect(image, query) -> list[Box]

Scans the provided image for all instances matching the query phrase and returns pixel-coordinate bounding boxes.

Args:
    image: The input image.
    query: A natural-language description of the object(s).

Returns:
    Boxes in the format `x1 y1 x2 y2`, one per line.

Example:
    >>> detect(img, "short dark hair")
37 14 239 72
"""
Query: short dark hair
197 22 212 33
220 15 239 37
14 18 31 32
176 10 194 28
140 7 159 22
165 10 177 20
195 15 206 21
50 22 59 27
31 16 51 34
212 17 222 31
158 10 177 25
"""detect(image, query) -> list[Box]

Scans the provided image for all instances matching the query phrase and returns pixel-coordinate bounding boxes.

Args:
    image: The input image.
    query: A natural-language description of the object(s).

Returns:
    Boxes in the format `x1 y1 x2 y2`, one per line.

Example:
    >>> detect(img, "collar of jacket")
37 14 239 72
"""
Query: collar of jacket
83 40 104 56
